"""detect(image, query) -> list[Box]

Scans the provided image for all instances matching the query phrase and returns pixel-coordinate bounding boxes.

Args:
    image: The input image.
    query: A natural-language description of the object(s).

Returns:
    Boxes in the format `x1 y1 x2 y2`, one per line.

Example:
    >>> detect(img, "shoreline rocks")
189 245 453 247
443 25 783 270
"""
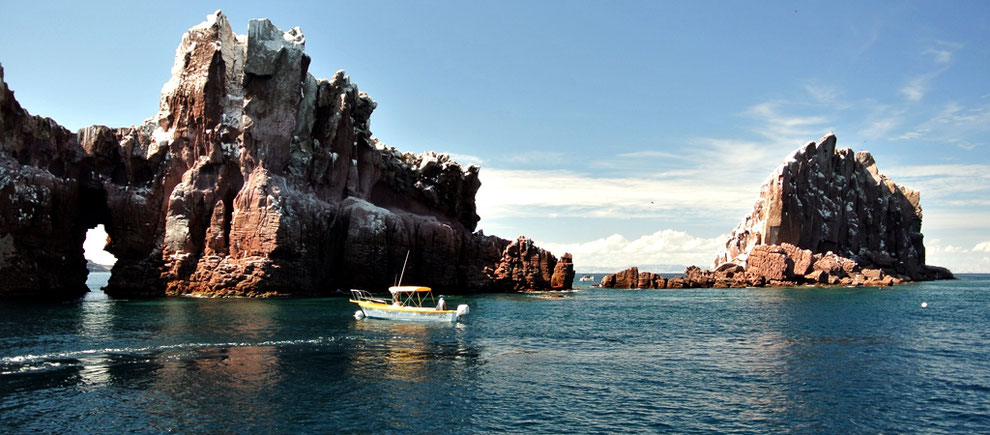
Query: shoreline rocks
602 242 954 290
0 11 572 300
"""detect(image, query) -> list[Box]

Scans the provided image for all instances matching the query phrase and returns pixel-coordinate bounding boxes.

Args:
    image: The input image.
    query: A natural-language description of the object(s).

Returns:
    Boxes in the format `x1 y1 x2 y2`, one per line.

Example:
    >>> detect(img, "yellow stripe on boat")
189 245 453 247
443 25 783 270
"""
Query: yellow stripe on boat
351 300 456 314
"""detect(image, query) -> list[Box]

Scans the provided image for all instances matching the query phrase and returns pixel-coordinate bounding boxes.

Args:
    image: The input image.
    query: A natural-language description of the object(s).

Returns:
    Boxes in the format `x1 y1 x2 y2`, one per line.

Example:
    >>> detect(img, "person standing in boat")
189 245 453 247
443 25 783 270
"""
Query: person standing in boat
437 297 446 311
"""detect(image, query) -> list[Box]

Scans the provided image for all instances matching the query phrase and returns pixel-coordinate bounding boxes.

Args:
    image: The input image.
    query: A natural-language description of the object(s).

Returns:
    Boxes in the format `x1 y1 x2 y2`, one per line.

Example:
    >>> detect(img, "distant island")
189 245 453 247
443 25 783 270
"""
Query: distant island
86 261 111 273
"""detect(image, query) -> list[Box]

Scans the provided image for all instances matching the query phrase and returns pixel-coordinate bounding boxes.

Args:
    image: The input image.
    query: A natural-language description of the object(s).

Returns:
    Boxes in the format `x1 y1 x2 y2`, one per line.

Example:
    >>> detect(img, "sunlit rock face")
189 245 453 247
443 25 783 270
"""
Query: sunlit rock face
714 133 950 281
0 11 572 299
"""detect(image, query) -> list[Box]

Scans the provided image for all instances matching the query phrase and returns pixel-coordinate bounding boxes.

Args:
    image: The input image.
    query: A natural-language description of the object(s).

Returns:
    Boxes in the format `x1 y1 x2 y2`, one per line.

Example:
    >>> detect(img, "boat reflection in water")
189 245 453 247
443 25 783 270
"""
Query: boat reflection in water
347 316 478 369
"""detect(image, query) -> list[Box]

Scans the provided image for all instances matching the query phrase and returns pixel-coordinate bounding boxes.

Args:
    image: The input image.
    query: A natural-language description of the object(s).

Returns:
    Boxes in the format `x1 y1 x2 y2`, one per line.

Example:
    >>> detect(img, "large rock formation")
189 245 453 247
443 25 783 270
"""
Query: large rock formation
715 133 949 281
601 133 952 290
0 11 572 300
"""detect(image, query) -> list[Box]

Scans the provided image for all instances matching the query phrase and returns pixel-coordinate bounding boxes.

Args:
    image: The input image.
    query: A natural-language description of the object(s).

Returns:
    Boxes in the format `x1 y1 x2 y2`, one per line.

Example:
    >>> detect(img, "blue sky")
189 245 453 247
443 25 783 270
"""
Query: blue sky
2 1 988 271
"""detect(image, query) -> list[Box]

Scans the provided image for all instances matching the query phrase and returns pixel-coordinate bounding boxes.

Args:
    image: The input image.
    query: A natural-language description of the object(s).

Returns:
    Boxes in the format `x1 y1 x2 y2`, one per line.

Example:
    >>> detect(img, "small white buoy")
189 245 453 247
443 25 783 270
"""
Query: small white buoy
921 302 928 308
354 310 365 319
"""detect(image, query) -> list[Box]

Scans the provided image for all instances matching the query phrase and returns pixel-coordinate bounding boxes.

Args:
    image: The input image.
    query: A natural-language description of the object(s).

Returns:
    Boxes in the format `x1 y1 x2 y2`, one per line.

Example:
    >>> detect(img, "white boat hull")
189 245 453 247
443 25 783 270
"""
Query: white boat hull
361 305 458 322
353 300 462 322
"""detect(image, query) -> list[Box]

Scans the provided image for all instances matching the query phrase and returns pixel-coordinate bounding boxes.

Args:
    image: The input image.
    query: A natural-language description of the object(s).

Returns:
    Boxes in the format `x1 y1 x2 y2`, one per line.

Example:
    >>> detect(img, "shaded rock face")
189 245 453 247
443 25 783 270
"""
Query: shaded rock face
715 133 948 281
0 12 572 299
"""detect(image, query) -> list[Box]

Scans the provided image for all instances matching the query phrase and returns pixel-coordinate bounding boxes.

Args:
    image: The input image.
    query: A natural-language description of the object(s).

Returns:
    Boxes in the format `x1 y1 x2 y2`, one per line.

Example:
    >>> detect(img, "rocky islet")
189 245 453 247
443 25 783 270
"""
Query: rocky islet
601 133 953 289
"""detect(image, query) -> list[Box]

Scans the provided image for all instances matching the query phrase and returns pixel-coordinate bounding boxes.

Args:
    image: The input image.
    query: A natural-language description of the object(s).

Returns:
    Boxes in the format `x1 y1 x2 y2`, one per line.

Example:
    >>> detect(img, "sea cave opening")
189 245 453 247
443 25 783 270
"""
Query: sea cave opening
84 224 117 293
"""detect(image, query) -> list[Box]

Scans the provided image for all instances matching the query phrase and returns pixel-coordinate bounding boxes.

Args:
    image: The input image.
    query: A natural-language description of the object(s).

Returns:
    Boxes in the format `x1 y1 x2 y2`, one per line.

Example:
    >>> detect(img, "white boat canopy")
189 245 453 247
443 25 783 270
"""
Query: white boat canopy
388 286 432 294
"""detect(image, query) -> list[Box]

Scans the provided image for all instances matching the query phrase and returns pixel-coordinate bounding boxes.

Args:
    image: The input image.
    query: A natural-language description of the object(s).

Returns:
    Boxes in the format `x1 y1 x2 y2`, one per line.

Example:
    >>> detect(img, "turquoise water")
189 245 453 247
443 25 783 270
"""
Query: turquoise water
2 272 989 433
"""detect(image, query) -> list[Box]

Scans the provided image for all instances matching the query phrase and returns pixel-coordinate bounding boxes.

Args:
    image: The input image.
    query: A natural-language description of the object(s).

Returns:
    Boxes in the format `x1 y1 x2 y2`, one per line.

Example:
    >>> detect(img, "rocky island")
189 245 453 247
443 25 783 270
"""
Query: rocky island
0 12 573 300
601 133 954 289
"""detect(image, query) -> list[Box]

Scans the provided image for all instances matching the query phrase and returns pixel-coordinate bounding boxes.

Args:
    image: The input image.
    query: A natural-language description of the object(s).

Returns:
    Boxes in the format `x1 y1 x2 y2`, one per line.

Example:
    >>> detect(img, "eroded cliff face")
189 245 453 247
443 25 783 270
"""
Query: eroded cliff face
0 11 572 299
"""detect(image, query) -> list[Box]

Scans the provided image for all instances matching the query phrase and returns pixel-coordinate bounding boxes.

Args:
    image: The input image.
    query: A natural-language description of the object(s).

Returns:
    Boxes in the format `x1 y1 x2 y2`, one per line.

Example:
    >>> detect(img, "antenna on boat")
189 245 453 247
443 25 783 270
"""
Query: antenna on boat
397 250 410 287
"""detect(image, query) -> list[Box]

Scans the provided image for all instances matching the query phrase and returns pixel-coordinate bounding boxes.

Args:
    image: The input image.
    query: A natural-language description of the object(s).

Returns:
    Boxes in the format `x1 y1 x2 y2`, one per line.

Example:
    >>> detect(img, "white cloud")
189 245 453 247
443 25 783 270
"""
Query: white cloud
861 115 902 138
899 42 961 103
891 102 990 145
500 150 567 165
83 225 117 266
945 199 990 207
746 102 830 145
919 211 990 231
900 76 928 102
882 164 990 201
615 150 693 161
923 40 963 64
476 167 758 222
923 238 990 273
804 81 846 107
536 229 727 271
884 164 990 179
924 48 953 64
448 153 484 167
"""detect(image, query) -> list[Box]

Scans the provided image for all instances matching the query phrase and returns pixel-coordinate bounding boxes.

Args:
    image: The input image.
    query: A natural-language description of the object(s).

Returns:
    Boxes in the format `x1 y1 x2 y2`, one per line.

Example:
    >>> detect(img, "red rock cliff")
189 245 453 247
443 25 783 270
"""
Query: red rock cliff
0 11 573 299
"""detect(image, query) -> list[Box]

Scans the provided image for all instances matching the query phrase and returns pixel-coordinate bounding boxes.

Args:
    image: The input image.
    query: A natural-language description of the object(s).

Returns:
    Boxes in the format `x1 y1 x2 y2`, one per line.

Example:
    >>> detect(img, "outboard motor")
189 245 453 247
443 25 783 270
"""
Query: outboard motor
455 304 470 319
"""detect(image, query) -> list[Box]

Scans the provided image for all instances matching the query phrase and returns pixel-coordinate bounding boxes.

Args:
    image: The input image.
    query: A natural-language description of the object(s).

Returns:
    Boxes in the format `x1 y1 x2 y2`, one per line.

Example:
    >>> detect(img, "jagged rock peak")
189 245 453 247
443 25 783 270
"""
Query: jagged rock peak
714 132 938 280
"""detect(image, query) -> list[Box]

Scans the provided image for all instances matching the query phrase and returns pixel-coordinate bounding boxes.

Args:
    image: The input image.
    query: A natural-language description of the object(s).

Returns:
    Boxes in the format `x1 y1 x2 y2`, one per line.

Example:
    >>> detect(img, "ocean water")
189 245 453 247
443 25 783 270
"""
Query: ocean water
1 272 989 433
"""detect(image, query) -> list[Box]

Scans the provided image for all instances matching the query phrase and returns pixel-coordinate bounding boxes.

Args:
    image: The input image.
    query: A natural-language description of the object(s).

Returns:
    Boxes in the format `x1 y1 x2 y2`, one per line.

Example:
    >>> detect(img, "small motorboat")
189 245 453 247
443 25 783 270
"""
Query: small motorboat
350 251 469 322
350 286 469 322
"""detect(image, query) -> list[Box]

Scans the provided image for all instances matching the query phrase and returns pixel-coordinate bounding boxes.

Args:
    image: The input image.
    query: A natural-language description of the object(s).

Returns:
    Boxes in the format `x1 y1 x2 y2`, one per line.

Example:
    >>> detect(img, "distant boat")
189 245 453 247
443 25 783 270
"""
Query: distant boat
579 275 595 282
350 286 469 322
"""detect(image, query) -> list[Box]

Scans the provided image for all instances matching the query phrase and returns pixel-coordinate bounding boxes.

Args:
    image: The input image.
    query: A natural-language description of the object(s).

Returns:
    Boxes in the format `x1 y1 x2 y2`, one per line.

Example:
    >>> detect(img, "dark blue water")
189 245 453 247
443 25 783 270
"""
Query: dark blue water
2 273 989 433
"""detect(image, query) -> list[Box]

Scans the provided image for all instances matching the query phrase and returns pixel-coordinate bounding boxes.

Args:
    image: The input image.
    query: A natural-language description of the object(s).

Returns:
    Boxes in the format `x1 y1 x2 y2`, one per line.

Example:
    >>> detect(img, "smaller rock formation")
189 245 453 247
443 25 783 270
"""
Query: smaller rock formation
490 237 573 292
550 253 575 290
598 267 667 289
